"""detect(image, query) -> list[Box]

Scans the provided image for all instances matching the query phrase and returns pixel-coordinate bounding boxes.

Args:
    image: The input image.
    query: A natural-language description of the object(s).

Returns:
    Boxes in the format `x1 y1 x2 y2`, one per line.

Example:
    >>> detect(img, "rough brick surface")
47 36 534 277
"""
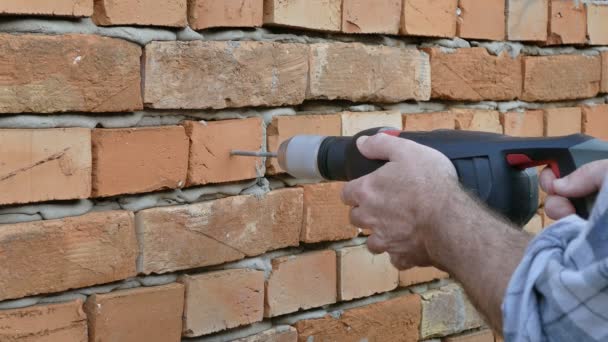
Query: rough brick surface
582 105 608 140
454 109 502 133
263 0 342 31
188 0 263 29
338 245 399 300
93 0 187 27
185 118 263 186
587 3 608 45
403 112 456 131
92 126 189 197
136 189 303 274
401 0 457 37
0 128 91 206
0 211 137 301
444 329 495 342
180 269 265 337
301 182 359 243
0 0 92 17
341 111 403 136
544 107 582 136
502 111 544 137
307 43 431 102
547 0 587 45
507 0 549 41
342 0 401 34
85 284 184 342
399 267 449 287
234 327 298 342
0 300 87 342
144 41 308 109
0 34 141 113
522 55 601 101
524 214 543 235
457 0 505 41
426 48 522 101
294 294 421 341
602 52 608 93
265 250 337 317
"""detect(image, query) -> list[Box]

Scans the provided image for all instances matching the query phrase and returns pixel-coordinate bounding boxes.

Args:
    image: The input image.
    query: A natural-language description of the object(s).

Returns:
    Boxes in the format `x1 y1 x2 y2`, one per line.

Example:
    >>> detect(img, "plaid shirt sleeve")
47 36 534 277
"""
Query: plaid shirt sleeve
502 175 608 342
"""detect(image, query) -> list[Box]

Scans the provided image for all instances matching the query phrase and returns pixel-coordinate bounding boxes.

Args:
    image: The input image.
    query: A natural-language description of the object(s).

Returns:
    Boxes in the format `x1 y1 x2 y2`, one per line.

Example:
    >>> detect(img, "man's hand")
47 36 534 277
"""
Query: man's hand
540 160 608 220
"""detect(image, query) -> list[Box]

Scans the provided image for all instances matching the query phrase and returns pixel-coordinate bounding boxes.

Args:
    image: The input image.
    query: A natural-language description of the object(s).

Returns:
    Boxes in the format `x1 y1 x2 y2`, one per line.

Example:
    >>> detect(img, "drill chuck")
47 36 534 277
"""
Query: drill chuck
277 136 325 179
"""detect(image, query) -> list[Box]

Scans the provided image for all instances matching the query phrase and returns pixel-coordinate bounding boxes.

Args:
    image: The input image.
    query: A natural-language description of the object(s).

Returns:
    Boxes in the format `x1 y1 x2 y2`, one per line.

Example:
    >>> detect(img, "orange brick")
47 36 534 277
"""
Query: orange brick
263 0 342 31
267 115 342 174
0 0 92 17
93 0 187 27
403 112 456 131
341 111 403 136
0 300 87 342
522 55 601 102
443 329 495 342
342 0 401 34
0 34 141 113
294 294 421 341
188 0 263 29
265 250 337 317
401 0 457 37
0 128 91 206
234 327 298 342
0 211 137 301
454 109 502 133
181 269 264 337
502 110 544 137
92 126 189 197
136 188 303 274
547 0 587 45
399 267 449 287
602 52 608 93
85 284 184 342
524 214 543 235
457 0 506 41
507 0 549 41
425 47 522 101
301 182 359 243
544 107 582 136
582 105 608 140
587 3 608 45
185 118 263 186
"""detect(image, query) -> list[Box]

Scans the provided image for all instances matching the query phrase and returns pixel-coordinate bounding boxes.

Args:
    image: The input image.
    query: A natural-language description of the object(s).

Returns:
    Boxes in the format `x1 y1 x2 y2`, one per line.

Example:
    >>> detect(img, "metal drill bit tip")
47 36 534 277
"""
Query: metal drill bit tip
230 150 278 158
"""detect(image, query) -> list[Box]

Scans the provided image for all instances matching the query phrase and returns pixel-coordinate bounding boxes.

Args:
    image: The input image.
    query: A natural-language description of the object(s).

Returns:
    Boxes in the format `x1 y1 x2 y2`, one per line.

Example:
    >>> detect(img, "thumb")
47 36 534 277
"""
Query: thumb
553 160 608 198
356 133 411 161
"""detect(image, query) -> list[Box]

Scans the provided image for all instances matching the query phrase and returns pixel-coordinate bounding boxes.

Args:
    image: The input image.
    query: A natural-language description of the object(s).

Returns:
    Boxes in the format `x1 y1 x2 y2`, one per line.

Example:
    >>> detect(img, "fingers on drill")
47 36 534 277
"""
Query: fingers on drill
544 195 576 220
553 160 608 198
349 207 375 229
356 133 409 162
539 167 557 195
366 234 387 255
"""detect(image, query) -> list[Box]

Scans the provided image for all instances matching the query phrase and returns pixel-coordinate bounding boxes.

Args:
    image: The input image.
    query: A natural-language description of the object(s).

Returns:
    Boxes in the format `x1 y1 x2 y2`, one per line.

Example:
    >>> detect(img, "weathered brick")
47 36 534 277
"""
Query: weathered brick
507 0 549 41
426 47 522 101
403 112 456 131
265 250 337 317
85 284 184 342
93 0 187 27
454 109 502 133
234 326 298 342
188 0 263 29
443 329 495 342
587 3 608 45
401 0 457 37
547 0 587 45
399 267 449 287
0 211 137 301
582 105 608 140
180 269 264 337
602 52 608 93
263 0 342 31
524 213 543 235
266 115 342 174
0 0 92 17
0 128 91 206
544 107 582 136
294 294 421 341
307 43 431 102
502 110 544 137
457 0 505 41
136 188 302 274
342 0 401 34
92 126 189 197
341 111 403 136
522 55 601 101
184 118 263 186
144 41 308 109
0 34 141 113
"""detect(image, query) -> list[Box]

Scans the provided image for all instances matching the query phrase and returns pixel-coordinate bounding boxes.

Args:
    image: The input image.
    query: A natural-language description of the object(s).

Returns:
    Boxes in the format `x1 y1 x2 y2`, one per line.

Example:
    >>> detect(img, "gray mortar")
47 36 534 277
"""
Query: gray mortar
211 248 304 278
420 37 471 50
383 102 447 114
471 41 524 58
270 176 322 188
451 102 499 111
183 322 273 342
497 96 607 113
0 199 93 224
327 237 368 250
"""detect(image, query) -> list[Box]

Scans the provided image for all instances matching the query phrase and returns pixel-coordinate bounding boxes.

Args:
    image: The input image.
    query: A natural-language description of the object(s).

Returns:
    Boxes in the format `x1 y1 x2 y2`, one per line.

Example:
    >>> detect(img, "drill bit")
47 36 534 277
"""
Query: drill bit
231 150 278 158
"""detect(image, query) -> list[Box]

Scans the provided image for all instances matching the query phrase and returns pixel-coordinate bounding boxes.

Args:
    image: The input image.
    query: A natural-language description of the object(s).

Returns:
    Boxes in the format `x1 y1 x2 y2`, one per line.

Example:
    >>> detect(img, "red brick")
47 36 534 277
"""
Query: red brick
457 0 506 41
399 267 449 287
342 0 401 34
0 300 87 342
0 211 136 301
144 41 308 110
547 0 587 45
93 0 187 27
524 214 543 235
443 329 495 342
0 0 92 17
587 3 608 45
502 110 544 137
401 0 457 38
265 250 337 317
522 55 601 102
180 269 264 337
602 52 608 93
188 0 263 29
582 105 608 140
544 107 582 136
85 284 184 342
234 327 298 342
307 43 431 102
301 182 358 243
267 115 342 174
92 126 189 197
507 0 549 41
0 34 141 113
341 111 403 136
263 0 342 31
184 118 263 186
294 294 421 341
426 47 522 101
454 109 502 133
136 188 303 274
0 128 91 206
338 245 399 300
403 112 456 131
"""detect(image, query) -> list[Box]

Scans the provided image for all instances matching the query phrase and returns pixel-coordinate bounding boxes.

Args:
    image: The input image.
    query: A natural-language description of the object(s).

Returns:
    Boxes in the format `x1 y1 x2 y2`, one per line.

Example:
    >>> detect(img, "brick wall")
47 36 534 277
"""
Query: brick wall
0 1 606 341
